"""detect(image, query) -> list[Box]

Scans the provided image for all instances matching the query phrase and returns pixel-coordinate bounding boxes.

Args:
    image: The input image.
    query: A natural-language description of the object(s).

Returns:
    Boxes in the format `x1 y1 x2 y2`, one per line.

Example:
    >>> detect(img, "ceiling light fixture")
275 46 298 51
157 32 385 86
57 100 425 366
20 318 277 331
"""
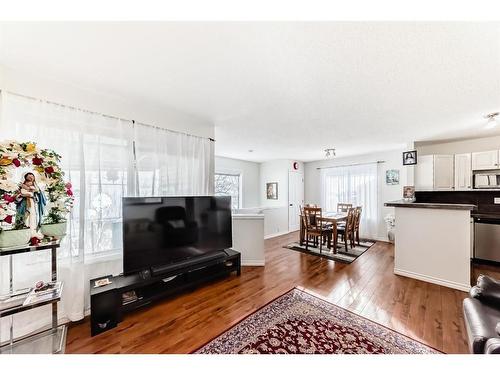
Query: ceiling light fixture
484 112 499 129
325 148 336 159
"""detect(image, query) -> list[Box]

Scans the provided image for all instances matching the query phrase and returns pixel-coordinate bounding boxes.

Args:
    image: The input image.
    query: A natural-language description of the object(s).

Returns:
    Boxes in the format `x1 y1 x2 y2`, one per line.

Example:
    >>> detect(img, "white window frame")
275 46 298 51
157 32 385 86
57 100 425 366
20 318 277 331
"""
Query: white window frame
214 171 242 209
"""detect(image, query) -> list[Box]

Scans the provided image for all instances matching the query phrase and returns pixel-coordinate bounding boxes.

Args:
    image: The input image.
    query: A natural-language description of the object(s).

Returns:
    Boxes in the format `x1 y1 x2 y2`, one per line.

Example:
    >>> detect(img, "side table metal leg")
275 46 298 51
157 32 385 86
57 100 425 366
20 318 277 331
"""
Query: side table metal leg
51 247 57 332
51 246 58 353
9 255 13 345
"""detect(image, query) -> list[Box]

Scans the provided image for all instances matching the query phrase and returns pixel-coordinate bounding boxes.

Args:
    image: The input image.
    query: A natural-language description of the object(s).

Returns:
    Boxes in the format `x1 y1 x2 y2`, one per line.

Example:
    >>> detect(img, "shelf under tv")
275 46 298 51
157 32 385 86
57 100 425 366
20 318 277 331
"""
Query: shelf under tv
89 249 241 336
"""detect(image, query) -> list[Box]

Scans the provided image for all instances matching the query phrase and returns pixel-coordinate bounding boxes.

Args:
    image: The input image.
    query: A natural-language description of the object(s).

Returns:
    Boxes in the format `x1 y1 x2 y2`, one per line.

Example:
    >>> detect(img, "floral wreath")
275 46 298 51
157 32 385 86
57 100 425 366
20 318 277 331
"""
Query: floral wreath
0 140 74 232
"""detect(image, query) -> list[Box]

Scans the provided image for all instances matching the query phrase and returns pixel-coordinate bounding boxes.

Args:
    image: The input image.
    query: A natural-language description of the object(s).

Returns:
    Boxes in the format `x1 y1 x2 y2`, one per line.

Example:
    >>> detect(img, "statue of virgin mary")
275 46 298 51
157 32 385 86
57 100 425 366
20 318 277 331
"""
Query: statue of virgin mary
16 172 47 238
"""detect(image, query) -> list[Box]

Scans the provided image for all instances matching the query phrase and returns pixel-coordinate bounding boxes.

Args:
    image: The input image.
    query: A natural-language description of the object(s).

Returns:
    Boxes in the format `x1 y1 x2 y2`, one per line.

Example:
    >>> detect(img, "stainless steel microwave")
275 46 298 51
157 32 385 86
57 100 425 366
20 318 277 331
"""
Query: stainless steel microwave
474 172 500 189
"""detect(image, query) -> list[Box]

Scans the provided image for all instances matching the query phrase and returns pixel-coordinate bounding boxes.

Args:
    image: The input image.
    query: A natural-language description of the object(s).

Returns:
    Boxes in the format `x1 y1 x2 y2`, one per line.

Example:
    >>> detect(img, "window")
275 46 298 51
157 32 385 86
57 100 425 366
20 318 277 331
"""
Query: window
320 163 378 239
214 173 241 209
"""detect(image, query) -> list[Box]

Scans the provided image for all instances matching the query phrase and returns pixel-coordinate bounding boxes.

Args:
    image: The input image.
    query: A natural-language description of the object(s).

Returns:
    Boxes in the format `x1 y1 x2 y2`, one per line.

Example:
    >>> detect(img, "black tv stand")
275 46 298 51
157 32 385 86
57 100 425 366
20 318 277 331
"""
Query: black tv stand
150 251 227 277
89 249 240 336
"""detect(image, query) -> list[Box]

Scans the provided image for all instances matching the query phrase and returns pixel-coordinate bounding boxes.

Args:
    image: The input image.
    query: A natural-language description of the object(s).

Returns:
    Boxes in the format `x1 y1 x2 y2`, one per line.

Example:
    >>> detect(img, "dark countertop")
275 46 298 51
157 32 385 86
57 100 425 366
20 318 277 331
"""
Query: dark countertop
471 213 500 220
384 200 476 210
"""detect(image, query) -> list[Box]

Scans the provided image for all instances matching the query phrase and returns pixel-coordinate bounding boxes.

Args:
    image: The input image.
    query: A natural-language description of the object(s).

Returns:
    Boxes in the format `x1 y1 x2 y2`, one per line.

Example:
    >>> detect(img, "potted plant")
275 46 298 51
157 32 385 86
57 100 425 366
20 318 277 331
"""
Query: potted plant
41 181 74 239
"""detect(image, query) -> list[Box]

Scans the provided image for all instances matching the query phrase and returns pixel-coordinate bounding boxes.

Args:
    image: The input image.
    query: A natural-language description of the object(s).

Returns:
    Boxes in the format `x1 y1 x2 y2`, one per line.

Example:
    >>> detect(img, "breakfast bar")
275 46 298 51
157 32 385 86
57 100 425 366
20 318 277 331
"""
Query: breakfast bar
385 200 476 291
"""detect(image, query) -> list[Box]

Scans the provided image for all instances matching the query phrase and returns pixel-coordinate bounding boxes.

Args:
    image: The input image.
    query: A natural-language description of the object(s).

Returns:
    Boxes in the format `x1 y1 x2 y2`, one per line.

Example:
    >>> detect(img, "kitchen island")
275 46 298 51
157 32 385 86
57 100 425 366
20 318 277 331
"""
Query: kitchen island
385 200 476 291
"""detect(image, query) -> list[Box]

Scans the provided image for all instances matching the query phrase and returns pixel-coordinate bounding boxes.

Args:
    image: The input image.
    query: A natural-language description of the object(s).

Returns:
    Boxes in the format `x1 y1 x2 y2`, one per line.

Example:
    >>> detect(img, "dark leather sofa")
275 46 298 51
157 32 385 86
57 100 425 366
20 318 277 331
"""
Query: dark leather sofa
463 275 500 354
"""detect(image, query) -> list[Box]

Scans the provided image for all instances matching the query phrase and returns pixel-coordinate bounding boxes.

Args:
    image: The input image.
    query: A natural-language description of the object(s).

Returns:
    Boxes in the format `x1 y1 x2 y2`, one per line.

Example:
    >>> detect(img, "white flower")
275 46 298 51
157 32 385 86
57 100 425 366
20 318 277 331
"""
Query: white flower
0 140 17 149
0 151 19 159
0 204 15 220
0 179 19 192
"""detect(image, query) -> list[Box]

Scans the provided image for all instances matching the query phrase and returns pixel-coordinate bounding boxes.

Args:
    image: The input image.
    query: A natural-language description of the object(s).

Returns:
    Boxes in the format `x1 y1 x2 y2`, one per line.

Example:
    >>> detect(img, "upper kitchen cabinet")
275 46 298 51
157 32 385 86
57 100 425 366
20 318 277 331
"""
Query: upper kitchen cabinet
415 154 454 191
454 153 472 190
471 150 499 170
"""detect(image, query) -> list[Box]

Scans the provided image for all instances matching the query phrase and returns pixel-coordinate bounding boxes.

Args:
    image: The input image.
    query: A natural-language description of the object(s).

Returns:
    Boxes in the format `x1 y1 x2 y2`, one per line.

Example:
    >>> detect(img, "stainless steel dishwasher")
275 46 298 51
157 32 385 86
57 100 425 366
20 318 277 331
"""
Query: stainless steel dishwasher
474 217 500 263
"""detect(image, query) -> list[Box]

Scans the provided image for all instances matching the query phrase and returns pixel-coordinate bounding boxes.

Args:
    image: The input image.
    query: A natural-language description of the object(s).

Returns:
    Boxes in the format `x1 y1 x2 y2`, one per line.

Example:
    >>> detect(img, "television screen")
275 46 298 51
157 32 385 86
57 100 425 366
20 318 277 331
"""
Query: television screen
122 196 232 275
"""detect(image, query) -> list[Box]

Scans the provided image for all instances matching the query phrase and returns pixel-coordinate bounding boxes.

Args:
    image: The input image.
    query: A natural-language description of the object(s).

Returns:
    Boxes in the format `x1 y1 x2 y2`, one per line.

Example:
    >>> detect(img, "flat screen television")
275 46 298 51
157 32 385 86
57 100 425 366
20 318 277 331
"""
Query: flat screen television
122 196 232 275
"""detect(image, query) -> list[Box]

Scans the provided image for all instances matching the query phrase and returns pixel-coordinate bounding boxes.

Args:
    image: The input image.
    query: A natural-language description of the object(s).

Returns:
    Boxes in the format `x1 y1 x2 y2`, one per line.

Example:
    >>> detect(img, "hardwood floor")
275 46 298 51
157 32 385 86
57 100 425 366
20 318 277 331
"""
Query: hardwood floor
66 232 473 354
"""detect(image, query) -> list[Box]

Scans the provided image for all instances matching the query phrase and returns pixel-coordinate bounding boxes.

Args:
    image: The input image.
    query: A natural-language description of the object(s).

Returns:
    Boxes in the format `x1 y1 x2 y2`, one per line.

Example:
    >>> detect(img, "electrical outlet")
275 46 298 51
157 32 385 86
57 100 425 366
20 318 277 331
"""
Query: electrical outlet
494 197 500 204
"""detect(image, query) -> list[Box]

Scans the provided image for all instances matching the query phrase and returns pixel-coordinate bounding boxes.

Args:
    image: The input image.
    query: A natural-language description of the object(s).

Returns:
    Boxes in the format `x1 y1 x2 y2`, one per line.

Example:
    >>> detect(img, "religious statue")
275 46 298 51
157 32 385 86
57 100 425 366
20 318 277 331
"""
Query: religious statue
16 172 47 238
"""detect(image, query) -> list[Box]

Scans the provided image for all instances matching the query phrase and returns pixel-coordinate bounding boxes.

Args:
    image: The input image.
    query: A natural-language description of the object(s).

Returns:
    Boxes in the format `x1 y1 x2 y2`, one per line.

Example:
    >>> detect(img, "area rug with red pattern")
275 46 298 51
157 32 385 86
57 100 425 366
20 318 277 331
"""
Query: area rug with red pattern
195 288 440 354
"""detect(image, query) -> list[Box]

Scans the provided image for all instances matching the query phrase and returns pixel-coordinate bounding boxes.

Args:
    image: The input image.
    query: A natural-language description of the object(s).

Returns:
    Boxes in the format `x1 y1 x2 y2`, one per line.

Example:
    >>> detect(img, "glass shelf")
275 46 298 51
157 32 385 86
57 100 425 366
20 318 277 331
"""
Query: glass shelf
0 240 60 256
0 284 63 318
0 325 67 354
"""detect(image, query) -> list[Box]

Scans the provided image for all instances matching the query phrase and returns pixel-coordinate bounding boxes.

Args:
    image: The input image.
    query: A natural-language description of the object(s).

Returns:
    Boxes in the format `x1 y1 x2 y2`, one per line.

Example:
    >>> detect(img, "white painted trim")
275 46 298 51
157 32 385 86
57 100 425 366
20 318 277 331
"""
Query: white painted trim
241 260 265 266
232 214 264 220
394 268 471 292
264 230 290 240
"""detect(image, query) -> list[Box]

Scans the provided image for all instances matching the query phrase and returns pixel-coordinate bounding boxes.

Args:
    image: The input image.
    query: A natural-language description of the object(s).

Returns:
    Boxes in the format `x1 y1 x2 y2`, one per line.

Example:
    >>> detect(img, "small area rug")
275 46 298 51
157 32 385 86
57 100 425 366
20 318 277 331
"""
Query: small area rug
284 239 375 263
195 288 439 354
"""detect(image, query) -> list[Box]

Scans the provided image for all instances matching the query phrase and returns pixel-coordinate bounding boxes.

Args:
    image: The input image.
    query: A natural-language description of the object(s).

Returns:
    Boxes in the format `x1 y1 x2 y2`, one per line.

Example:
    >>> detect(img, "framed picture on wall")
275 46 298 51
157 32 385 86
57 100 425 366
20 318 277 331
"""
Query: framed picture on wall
266 182 278 200
402 150 417 165
385 169 400 185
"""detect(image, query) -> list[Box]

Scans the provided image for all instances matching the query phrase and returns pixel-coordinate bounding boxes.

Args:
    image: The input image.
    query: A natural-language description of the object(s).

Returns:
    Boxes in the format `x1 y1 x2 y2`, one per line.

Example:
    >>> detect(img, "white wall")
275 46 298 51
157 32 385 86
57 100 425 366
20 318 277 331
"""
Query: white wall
304 149 409 241
260 159 304 238
215 156 260 208
416 135 500 156
232 215 265 266
0 65 213 139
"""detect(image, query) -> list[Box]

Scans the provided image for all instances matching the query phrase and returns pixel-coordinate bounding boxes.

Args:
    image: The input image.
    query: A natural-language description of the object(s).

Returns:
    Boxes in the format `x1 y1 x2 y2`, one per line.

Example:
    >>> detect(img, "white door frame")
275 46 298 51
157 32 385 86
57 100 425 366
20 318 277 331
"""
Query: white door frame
288 170 304 232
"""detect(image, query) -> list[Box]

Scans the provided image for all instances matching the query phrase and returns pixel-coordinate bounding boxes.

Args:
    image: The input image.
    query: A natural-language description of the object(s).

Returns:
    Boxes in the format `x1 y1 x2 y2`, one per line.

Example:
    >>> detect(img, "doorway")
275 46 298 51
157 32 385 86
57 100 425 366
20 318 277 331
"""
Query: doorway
288 171 304 232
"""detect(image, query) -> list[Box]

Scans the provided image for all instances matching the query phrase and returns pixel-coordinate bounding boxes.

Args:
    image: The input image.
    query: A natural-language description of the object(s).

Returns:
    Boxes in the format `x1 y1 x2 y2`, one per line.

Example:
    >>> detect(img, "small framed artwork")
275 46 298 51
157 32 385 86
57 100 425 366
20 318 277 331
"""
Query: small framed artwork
385 169 400 185
402 150 417 165
403 186 415 201
266 182 278 200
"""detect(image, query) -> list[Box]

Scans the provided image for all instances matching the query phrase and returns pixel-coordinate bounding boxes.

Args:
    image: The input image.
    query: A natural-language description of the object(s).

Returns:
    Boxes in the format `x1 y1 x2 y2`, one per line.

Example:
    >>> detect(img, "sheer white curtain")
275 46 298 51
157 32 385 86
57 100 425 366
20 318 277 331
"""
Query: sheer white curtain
320 163 378 239
0 92 213 340
134 122 214 196
0 92 134 340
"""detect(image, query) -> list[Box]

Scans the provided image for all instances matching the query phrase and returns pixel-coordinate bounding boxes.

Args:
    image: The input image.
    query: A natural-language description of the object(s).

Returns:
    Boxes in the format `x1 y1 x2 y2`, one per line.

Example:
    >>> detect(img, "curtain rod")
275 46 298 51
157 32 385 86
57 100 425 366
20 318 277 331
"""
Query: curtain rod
316 160 385 170
1 90 215 142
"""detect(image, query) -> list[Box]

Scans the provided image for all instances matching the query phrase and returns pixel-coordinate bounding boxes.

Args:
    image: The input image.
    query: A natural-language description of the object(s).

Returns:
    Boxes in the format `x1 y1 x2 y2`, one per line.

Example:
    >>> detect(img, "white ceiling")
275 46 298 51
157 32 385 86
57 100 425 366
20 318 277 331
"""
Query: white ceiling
1 22 499 162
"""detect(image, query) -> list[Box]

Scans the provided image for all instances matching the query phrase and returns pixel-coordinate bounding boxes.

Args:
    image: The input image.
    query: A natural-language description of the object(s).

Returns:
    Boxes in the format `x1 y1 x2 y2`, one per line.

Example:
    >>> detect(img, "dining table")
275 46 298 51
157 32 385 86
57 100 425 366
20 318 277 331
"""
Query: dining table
299 211 348 248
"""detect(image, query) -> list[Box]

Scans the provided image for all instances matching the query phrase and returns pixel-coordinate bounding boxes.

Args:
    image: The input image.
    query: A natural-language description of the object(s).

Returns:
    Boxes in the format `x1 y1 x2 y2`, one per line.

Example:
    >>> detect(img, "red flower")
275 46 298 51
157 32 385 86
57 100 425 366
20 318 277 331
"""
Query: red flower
30 237 40 246
65 182 72 189
66 189 73 197
4 215 12 224
12 158 21 167
45 166 54 174
2 194 14 203
32 157 43 165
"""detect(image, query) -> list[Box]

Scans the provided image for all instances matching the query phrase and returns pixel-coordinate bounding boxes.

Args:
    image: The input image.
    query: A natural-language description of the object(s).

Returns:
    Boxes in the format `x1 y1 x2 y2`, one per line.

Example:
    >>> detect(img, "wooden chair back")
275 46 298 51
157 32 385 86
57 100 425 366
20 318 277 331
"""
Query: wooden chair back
345 207 356 231
354 206 362 231
303 206 322 231
337 203 353 212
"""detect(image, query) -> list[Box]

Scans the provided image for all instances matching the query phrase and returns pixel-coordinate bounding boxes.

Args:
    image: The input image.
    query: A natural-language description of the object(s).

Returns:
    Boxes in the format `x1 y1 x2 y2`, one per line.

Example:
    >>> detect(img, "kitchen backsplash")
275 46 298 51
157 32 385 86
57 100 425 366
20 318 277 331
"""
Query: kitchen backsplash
415 190 500 214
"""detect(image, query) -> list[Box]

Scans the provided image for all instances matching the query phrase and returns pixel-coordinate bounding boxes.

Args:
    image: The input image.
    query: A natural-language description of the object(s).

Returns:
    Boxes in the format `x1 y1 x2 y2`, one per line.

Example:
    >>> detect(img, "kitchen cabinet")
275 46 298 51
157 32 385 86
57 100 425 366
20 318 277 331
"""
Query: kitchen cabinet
415 154 454 191
454 153 472 190
471 150 499 170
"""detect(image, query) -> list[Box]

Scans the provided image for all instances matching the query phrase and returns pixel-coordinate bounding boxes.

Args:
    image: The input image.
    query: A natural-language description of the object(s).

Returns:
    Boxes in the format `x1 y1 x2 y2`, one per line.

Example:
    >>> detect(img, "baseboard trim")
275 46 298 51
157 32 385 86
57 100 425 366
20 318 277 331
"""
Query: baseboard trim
394 268 470 292
241 260 265 266
264 231 290 240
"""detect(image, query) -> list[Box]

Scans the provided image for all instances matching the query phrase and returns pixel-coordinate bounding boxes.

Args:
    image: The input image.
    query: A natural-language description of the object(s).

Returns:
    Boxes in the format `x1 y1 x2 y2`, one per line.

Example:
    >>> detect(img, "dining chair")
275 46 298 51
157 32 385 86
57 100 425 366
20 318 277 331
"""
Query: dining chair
354 206 362 245
337 203 353 212
302 206 333 253
337 207 355 251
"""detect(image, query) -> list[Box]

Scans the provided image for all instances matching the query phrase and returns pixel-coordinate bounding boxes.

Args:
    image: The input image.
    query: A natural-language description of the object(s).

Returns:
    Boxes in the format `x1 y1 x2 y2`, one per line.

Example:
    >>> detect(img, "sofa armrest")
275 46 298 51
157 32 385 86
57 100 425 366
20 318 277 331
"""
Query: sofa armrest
484 338 500 354
470 275 500 306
